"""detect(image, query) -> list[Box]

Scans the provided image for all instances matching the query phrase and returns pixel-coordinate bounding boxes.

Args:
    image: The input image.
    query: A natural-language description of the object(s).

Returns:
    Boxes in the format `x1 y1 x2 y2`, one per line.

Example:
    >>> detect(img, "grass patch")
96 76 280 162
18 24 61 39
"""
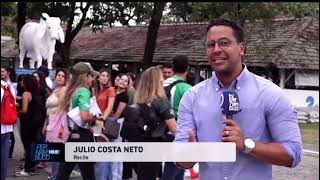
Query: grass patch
299 123 319 145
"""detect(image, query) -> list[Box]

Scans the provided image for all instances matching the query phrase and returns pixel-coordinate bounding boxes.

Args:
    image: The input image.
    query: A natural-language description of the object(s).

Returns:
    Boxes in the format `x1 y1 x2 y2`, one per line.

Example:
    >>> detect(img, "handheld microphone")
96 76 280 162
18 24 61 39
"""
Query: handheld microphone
220 90 241 119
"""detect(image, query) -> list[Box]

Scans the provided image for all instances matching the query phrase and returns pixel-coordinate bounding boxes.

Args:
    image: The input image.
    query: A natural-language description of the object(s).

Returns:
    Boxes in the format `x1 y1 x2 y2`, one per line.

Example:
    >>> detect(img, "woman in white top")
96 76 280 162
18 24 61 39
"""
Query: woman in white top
42 68 69 180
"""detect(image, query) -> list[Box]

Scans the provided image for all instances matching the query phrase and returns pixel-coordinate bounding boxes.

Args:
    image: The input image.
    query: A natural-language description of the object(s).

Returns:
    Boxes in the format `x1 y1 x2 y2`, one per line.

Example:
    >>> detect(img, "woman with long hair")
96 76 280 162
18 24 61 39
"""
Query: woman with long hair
122 72 137 180
113 73 129 119
33 71 51 100
133 66 177 180
95 68 115 121
105 73 130 180
42 68 69 180
15 75 46 176
32 70 51 169
94 68 116 180
57 62 100 180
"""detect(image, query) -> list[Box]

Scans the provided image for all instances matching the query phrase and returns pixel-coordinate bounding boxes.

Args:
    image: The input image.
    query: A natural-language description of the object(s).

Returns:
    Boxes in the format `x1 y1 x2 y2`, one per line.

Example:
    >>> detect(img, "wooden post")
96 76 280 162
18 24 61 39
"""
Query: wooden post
279 69 285 89
107 61 112 72
195 66 201 84
206 68 213 79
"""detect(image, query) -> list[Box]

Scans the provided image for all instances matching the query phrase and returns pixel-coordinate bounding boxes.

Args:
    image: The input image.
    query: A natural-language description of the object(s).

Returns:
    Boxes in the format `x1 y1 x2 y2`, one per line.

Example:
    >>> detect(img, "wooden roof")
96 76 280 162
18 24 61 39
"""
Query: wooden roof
244 17 319 69
71 17 319 69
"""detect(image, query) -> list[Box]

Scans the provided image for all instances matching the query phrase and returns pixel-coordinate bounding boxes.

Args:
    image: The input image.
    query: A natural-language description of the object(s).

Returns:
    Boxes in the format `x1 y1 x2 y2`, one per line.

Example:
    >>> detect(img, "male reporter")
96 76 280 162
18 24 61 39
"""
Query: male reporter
174 19 302 180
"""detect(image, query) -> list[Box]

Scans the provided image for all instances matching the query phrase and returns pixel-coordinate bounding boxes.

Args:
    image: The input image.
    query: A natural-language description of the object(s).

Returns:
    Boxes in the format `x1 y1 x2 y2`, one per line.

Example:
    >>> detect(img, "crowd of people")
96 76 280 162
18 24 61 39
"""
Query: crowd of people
1 56 191 180
1 18 302 180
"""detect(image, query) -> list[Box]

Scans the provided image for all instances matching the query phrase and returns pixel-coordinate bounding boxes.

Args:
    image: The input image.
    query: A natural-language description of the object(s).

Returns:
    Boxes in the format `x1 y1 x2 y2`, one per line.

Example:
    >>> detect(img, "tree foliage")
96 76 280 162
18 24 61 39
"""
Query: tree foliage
87 2 153 32
280 2 319 18
26 2 72 21
1 2 16 16
165 2 319 24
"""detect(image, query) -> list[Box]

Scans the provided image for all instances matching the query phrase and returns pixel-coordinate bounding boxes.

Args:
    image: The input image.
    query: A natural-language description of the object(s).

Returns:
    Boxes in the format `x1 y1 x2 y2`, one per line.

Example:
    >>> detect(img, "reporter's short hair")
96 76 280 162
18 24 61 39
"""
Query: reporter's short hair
206 18 244 43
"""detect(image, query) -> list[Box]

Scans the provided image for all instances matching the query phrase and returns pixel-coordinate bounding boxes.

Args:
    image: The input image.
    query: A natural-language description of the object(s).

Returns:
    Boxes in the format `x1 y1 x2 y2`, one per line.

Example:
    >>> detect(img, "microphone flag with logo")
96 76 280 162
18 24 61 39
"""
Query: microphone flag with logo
220 90 241 119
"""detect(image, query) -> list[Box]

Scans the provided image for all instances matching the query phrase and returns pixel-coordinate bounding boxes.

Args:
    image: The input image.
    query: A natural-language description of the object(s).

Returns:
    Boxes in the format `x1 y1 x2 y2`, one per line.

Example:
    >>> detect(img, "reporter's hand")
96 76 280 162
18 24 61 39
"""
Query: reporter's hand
221 119 245 151
177 129 197 169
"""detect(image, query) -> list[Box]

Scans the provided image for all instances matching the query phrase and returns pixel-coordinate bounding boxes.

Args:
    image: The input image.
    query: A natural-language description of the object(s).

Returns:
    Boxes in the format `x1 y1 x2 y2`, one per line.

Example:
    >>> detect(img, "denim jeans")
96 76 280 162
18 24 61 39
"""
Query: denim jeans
161 162 185 180
1 133 11 180
95 135 112 180
50 162 60 180
95 162 112 180
110 117 124 180
95 117 123 180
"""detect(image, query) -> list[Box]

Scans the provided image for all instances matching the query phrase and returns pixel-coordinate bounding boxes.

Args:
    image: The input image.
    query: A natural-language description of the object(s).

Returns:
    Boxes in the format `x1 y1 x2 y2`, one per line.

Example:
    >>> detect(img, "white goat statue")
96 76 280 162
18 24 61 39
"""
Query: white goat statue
19 13 65 69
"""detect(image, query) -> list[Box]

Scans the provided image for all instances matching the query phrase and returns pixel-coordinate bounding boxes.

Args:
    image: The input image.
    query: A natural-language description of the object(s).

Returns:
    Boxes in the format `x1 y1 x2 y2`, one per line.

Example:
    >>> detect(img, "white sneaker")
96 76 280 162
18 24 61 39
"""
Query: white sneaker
70 170 81 178
14 169 31 177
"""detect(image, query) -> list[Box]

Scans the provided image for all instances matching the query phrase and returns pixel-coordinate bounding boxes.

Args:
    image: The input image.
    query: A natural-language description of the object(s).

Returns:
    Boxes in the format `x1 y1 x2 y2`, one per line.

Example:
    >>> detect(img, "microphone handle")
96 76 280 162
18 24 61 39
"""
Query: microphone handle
226 115 233 119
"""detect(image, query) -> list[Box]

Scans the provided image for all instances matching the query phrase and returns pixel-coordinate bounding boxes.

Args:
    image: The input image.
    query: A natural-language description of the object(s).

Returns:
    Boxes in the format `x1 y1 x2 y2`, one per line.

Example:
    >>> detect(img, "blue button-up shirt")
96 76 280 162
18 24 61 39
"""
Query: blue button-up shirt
174 66 302 180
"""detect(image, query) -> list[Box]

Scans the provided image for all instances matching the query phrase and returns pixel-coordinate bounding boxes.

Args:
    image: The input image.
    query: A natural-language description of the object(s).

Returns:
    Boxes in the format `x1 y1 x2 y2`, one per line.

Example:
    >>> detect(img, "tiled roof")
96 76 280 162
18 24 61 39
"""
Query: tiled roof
71 17 319 69
244 18 319 69
71 23 208 65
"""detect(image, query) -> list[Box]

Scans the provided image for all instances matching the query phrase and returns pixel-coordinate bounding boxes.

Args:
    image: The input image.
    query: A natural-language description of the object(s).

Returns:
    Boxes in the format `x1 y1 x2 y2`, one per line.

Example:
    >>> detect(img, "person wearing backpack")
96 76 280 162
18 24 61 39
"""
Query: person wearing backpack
1 66 17 160
122 66 177 180
162 55 192 180
1 79 16 180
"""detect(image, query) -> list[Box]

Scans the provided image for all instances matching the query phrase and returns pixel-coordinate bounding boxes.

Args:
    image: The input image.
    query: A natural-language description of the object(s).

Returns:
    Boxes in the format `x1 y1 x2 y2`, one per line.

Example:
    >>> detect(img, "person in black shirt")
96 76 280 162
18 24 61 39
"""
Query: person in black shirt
109 73 130 180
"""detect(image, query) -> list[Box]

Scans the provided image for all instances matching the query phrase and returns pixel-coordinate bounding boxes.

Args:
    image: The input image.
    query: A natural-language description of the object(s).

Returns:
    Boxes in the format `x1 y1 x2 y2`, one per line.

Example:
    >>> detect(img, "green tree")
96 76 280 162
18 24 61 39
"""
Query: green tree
1 2 17 38
1 2 16 16
87 2 153 31
280 2 319 18
165 2 319 25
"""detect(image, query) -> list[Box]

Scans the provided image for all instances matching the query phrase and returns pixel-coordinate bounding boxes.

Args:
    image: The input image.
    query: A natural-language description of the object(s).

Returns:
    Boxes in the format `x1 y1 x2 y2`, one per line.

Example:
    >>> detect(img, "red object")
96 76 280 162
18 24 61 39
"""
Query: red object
1 84 17 125
189 167 199 179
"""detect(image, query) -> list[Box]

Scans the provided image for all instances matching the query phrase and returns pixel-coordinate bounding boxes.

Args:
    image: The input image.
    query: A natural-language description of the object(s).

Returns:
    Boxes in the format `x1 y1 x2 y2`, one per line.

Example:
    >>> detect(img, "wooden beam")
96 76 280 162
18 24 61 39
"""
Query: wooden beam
195 66 201 84
279 69 285 89
107 61 112 72
206 68 213 79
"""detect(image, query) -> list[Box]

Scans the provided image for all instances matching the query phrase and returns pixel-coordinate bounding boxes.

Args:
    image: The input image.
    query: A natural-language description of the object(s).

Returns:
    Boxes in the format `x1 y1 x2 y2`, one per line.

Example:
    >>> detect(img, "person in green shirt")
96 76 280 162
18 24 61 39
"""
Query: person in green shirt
57 62 101 180
163 55 192 180
164 55 192 118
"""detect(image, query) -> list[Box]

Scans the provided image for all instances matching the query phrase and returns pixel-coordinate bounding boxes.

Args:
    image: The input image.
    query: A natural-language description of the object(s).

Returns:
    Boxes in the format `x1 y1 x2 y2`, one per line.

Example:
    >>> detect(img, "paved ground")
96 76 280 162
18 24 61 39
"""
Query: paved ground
6 125 319 180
